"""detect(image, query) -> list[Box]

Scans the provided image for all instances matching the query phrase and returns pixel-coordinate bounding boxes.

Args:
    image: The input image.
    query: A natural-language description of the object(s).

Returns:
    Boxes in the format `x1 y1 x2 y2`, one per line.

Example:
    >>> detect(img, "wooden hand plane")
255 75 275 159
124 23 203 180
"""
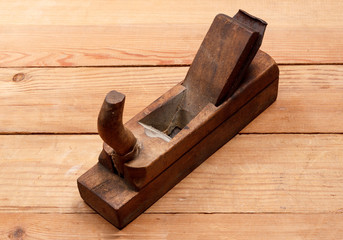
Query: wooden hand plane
77 10 279 229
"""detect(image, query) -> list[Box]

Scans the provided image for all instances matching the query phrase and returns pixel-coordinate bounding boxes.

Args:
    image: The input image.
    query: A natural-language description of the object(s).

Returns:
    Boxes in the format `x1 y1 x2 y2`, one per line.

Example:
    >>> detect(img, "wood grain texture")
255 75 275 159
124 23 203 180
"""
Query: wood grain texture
1 213 343 240
1 0 341 237
0 1 342 66
1 65 343 133
1 134 343 214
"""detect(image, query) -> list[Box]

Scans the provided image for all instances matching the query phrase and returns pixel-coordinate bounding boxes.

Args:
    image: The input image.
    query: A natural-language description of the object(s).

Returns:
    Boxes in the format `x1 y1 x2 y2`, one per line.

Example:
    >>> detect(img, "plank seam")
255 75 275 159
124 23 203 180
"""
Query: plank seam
0 63 343 68
1 132 343 135
3 212 341 215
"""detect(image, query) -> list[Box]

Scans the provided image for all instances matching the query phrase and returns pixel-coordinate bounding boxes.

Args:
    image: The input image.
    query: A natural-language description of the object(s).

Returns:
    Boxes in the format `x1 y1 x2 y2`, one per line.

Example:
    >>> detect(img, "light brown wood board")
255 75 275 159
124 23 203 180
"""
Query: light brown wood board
0 0 342 66
1 213 343 239
1 134 343 214
1 66 343 133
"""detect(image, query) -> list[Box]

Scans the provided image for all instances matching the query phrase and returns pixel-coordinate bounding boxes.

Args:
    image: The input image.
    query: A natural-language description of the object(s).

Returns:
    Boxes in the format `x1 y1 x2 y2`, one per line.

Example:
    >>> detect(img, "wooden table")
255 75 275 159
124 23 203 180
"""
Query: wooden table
1 1 343 239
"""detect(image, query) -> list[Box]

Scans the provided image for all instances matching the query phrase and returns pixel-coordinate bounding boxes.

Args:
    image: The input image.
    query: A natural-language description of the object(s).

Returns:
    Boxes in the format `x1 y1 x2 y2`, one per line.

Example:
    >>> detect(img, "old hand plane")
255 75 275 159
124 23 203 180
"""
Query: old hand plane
78 10 279 229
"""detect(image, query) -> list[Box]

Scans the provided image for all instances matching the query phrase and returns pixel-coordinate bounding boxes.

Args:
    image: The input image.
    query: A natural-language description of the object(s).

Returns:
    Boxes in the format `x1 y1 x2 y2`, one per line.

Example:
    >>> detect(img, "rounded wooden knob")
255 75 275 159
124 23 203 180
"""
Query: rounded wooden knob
98 90 137 156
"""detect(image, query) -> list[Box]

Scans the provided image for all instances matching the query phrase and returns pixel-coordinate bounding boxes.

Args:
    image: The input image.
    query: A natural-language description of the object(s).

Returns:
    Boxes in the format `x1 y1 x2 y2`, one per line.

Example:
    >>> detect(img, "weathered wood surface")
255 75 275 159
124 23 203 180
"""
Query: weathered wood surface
1 65 343 133
1 134 343 214
2 213 343 240
0 1 342 66
1 0 342 238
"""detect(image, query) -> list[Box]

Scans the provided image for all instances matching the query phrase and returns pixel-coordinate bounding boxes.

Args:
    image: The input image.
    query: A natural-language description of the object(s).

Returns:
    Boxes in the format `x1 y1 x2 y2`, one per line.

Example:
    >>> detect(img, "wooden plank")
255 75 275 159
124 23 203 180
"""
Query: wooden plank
1 134 343 214
1 0 342 26
243 65 343 133
1 65 343 133
0 67 180 133
1 0 343 26
1 213 343 239
0 1 342 66
0 25 341 66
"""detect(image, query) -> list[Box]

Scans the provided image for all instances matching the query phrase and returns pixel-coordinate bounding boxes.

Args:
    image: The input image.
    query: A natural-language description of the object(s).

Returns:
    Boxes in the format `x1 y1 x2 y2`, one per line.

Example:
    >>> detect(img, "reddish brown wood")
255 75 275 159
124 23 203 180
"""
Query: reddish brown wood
77 10 279 229
182 10 266 109
97 90 137 156
78 70 279 229
98 148 116 173
122 51 278 190
97 90 139 175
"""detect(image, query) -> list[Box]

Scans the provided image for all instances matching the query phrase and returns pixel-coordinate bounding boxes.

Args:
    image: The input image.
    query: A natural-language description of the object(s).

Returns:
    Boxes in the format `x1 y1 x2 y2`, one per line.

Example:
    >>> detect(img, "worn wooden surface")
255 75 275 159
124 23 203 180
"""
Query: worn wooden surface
1 0 342 239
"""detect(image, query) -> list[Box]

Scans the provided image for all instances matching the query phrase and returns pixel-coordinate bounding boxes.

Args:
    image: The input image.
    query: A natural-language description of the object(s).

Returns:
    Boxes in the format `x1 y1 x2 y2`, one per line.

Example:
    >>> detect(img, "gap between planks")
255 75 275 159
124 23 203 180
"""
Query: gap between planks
0 63 342 69
2 132 343 135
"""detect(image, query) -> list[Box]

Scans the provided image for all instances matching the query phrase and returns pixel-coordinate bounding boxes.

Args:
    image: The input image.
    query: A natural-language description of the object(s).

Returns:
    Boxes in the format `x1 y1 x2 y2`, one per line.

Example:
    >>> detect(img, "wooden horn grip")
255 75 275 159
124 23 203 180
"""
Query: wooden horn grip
98 90 137 156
